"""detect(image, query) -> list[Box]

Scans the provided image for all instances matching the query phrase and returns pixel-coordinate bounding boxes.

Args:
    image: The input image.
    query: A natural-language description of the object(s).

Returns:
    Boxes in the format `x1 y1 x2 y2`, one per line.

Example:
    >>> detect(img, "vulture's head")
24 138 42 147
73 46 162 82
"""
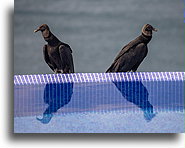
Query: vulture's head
34 24 51 38
34 24 50 33
142 24 157 36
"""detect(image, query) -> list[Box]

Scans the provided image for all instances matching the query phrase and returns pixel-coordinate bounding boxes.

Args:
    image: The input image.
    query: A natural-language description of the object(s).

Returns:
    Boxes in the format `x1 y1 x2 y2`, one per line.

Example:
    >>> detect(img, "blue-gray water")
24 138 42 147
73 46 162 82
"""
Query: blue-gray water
14 0 184 75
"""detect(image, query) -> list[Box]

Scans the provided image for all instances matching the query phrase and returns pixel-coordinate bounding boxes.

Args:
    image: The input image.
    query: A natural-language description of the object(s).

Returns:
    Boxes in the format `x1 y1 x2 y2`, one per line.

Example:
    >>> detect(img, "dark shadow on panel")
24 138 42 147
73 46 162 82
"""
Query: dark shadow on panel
7 7 14 134
36 82 73 124
113 80 156 122
12 133 179 141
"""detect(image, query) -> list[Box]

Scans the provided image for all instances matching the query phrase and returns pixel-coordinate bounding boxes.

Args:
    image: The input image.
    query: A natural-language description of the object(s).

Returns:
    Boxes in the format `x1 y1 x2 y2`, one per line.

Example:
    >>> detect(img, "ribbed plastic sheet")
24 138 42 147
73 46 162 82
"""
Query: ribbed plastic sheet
14 72 185 133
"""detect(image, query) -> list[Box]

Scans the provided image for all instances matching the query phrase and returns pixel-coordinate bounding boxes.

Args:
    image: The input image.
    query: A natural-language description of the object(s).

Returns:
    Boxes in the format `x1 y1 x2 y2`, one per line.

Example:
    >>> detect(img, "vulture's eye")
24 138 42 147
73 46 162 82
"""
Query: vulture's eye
41 27 46 30
145 27 151 31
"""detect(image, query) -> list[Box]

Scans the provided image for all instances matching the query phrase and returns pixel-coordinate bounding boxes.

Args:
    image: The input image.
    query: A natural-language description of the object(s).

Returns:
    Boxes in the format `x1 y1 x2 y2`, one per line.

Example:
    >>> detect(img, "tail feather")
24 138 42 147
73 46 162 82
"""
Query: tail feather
106 61 119 73
106 65 113 73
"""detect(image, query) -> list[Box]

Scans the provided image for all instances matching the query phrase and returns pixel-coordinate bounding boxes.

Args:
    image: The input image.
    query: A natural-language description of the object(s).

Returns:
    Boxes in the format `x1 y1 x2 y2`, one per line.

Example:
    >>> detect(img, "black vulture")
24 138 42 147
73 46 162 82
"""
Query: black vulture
106 24 157 72
34 24 75 73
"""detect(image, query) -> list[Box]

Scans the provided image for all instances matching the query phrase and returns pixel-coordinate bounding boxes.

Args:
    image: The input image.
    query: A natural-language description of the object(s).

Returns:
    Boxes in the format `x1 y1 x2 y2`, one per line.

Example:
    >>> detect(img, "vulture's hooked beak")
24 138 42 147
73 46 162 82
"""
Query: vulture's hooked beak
34 28 40 33
152 28 158 32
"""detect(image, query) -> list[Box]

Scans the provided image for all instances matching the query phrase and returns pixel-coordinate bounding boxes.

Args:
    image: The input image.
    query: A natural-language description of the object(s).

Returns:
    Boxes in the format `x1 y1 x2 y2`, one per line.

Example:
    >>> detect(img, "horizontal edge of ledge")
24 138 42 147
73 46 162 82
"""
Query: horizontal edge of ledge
14 72 185 85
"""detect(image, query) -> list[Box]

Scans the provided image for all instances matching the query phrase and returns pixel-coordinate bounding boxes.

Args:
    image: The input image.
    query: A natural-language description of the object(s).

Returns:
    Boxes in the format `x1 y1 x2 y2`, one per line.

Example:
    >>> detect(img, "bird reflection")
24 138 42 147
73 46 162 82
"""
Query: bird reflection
113 80 156 121
37 82 73 124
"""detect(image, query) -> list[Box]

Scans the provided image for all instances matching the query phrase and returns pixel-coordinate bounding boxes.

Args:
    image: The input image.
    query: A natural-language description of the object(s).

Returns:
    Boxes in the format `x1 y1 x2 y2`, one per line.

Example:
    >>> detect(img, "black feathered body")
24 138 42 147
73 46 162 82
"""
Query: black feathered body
43 31 74 73
106 34 151 72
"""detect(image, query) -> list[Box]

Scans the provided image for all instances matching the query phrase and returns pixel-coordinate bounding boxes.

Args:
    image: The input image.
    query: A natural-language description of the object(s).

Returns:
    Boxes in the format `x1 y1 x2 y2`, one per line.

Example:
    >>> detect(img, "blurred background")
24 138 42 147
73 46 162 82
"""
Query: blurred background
14 0 184 75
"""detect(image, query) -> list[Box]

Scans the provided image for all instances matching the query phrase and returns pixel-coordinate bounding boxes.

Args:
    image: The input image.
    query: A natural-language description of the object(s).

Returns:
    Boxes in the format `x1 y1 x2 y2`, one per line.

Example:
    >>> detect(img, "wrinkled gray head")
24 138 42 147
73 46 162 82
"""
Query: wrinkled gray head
34 24 51 38
34 24 50 33
142 24 157 36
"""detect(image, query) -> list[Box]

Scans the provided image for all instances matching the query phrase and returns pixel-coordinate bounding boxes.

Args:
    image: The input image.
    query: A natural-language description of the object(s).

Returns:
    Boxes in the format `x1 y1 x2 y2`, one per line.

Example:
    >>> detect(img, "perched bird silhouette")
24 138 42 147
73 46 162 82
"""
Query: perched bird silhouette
113 80 156 122
36 82 74 124
34 24 74 73
106 24 157 72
